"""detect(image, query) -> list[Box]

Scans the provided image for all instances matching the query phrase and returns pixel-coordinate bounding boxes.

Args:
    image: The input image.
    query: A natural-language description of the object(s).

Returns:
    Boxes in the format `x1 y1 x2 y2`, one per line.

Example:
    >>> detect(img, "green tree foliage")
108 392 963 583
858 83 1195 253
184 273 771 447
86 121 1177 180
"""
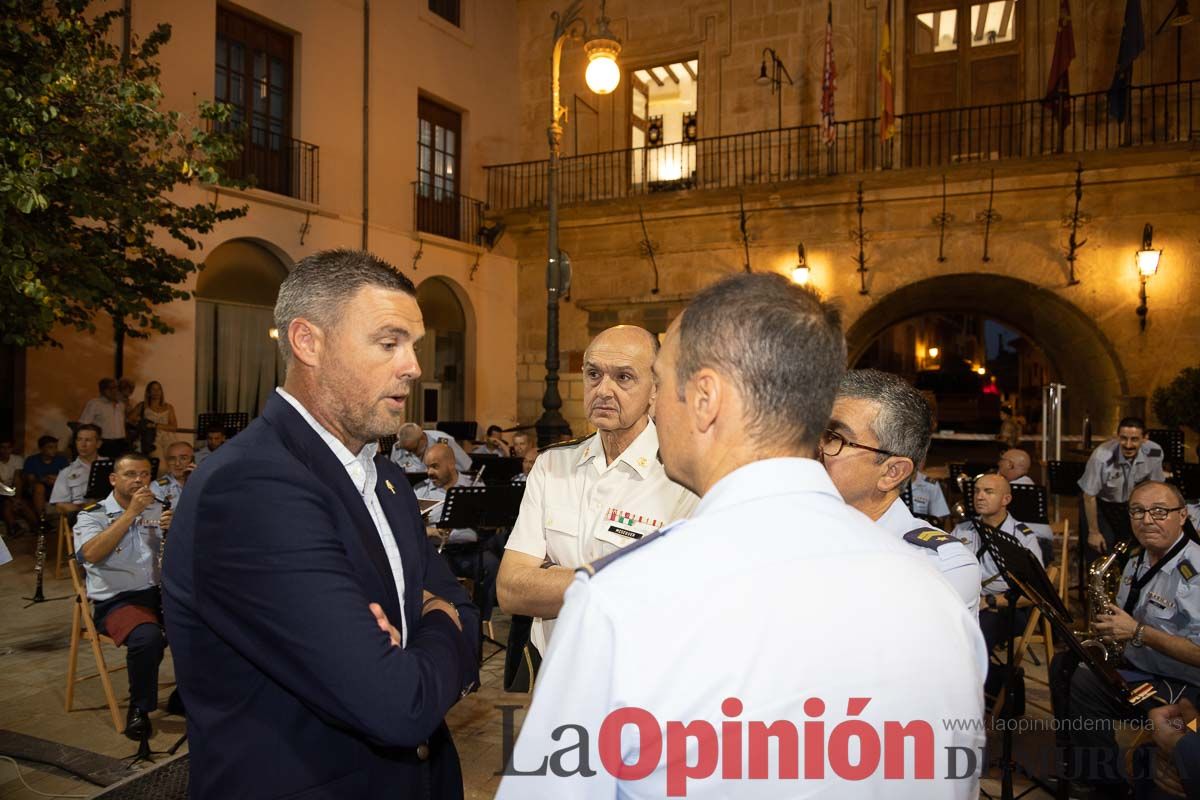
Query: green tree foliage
1151 367 1200 432
0 0 247 347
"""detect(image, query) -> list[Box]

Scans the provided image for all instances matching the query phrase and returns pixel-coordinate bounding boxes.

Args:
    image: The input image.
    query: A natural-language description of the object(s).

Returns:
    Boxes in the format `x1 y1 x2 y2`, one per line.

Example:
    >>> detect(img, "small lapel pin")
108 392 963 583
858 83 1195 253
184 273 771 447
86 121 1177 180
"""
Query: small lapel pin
636 457 648 468
385 480 396 494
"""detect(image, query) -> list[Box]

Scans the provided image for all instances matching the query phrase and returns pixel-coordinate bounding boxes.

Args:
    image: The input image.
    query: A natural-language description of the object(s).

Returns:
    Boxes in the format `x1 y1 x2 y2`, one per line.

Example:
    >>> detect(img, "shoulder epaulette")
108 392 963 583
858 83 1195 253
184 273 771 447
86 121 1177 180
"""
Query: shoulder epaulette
1146 445 1163 459
542 433 594 452
156 476 170 485
1179 559 1197 582
1015 522 1034 536
577 524 673 577
82 501 101 512
903 527 957 551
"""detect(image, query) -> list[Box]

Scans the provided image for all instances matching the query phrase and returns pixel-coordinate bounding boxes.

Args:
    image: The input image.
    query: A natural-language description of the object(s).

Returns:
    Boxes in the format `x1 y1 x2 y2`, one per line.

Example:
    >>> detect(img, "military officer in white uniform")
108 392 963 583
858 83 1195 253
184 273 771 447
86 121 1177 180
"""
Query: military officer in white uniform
1078 416 1164 554
389 422 471 473
50 424 102 514
498 325 697 659
74 452 172 740
498 275 985 800
821 369 981 615
150 441 194 508
1059 481 1200 793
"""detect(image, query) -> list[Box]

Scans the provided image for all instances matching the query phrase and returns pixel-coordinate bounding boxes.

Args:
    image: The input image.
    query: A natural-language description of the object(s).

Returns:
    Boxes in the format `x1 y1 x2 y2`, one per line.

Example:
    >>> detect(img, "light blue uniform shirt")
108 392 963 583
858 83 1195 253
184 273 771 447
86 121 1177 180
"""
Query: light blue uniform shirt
1078 439 1165 502
498 458 987 800
911 471 950 517
390 430 472 473
1115 536 1200 687
49 457 94 505
73 492 164 601
953 513 1043 596
414 473 479 544
150 473 184 507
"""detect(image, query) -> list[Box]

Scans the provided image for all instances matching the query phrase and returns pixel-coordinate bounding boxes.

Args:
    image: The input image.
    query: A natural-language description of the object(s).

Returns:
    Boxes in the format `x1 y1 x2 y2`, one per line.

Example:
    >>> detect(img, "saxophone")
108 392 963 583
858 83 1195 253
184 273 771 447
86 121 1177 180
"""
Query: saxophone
1079 540 1131 662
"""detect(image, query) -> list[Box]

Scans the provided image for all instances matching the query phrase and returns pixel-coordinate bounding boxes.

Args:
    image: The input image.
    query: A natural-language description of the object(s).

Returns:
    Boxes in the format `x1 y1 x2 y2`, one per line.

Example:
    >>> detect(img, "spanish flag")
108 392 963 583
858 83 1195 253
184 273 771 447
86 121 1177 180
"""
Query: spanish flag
878 0 896 142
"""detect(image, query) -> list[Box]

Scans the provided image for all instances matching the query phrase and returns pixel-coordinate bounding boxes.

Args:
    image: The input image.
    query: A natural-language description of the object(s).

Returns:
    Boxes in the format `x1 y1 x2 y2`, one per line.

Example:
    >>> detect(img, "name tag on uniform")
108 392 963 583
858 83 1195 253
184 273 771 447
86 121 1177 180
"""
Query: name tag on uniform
1147 591 1172 610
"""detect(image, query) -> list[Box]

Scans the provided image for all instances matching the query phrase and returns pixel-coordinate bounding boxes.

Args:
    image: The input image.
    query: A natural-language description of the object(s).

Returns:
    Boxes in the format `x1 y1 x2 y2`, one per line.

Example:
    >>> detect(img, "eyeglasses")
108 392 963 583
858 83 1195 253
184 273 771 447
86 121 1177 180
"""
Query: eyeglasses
819 429 898 459
1128 505 1186 521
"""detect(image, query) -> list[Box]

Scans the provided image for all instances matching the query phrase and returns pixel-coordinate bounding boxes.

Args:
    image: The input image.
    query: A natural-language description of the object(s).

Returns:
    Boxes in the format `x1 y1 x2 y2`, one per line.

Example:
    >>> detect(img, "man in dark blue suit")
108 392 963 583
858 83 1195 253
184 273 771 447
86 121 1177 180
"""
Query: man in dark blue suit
164 249 480 799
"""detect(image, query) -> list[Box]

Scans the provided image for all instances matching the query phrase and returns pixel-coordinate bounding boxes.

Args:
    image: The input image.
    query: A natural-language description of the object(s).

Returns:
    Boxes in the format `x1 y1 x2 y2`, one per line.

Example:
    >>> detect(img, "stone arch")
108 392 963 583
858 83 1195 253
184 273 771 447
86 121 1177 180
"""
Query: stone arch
845 274 1129 434
413 275 477 426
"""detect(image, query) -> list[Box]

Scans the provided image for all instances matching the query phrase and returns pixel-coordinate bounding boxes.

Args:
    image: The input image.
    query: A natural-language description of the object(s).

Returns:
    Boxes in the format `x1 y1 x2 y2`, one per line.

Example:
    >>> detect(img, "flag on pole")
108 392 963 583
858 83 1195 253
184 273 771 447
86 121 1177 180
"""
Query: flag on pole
878 0 896 142
820 1 837 145
1043 0 1076 126
1107 0 1144 122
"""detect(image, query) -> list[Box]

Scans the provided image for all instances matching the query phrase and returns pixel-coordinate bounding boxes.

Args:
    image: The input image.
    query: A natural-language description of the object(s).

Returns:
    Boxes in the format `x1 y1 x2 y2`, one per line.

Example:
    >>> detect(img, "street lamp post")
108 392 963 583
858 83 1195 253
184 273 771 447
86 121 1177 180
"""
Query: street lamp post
536 0 621 448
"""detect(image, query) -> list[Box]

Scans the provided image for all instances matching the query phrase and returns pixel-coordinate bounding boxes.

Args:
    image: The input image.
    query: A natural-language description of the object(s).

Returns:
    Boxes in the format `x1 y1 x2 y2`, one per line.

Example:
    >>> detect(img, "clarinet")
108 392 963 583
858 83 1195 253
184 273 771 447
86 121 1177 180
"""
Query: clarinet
30 512 50 603
157 495 172 572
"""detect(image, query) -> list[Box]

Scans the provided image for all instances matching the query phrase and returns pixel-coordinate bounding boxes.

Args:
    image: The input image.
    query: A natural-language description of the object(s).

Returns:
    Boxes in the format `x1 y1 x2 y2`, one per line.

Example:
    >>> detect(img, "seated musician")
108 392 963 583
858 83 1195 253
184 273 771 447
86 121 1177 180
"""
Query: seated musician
951 473 1043 702
73 452 180 740
1055 481 1200 797
415 443 497 622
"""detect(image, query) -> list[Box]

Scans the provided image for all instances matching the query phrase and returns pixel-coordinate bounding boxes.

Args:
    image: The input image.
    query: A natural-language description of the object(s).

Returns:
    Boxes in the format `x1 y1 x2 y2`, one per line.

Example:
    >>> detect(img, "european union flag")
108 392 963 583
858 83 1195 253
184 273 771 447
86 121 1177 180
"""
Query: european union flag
1107 0 1145 122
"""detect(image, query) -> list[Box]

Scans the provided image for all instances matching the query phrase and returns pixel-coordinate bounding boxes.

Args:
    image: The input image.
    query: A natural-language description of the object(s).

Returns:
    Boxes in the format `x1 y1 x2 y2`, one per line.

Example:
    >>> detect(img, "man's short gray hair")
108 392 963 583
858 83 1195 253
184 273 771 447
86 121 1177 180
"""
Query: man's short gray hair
838 369 934 467
675 273 845 450
274 249 416 364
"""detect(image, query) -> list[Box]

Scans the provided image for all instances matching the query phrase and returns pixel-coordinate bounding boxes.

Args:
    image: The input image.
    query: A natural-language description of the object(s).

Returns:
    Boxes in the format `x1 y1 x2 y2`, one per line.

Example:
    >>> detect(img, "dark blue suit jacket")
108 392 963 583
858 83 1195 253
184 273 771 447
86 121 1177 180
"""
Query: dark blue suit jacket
163 393 479 799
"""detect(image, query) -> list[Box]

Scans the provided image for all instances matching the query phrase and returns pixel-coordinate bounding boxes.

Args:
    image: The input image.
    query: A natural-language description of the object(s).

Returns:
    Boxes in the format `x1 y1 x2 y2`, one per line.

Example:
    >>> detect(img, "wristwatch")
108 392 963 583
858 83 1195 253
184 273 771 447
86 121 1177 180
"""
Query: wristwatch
1131 622 1146 648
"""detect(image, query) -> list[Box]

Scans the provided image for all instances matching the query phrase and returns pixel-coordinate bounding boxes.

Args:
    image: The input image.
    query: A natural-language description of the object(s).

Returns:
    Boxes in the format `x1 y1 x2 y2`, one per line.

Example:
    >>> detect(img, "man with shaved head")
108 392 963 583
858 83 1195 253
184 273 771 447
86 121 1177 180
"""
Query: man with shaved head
415 443 497 622
952 472 1045 707
998 448 1033 484
498 325 697 664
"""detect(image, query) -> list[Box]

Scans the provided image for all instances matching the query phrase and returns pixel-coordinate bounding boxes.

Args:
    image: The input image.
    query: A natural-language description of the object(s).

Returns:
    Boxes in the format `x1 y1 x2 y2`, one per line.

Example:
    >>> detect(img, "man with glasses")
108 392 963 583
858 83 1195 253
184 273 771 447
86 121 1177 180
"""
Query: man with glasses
821 369 980 614
152 441 195 507
1056 481 1200 796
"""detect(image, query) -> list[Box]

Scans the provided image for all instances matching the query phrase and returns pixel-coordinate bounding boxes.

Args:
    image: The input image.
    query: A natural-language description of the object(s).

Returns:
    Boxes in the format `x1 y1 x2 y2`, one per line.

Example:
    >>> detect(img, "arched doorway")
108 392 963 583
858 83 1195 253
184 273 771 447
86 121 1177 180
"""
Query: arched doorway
195 239 290 418
412 277 471 426
846 274 1128 435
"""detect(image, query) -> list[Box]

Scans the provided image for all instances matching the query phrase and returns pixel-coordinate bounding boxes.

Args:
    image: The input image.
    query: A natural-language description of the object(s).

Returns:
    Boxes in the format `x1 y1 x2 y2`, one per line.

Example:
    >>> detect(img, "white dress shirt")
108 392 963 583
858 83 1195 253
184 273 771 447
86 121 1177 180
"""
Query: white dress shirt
278 388 408 646
498 459 987 799
505 418 697 654
79 397 126 439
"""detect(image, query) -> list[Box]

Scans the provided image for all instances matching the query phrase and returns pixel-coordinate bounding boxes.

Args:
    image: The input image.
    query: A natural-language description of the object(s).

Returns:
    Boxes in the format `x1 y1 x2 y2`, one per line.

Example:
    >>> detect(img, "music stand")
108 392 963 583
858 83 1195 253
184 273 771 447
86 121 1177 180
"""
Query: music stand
404 471 427 488
439 485 525 658
1008 484 1049 524
1169 463 1200 502
84 458 115 501
436 421 478 443
1046 461 1086 497
1147 428 1185 467
975 520 1154 800
468 454 524 485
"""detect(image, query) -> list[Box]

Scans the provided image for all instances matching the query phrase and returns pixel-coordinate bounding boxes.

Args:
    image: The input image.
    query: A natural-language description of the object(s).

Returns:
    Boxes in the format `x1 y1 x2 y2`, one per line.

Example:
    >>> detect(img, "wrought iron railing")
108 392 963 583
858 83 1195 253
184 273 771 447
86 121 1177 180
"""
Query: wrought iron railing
485 79 1199 212
216 125 320 204
412 182 487 246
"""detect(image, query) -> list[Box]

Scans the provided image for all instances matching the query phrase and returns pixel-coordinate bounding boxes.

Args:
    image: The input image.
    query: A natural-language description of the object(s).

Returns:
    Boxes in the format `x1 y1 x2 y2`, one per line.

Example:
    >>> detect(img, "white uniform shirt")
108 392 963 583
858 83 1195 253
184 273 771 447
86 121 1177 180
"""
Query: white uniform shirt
878 497 981 615
911 471 950 517
953 513 1044 596
1078 439 1165 502
390 430 472 473
414 473 478 544
74 492 164 600
278 389 409 646
498 459 987 800
1011 475 1035 485
49 457 96 505
505 419 697 655
79 397 125 439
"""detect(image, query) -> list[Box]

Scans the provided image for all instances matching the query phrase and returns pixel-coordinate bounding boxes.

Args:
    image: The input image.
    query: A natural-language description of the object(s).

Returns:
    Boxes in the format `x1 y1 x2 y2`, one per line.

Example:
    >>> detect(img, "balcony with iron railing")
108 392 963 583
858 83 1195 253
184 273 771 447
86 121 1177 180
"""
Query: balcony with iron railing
411 181 487 246
212 123 320 204
484 79 1199 212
